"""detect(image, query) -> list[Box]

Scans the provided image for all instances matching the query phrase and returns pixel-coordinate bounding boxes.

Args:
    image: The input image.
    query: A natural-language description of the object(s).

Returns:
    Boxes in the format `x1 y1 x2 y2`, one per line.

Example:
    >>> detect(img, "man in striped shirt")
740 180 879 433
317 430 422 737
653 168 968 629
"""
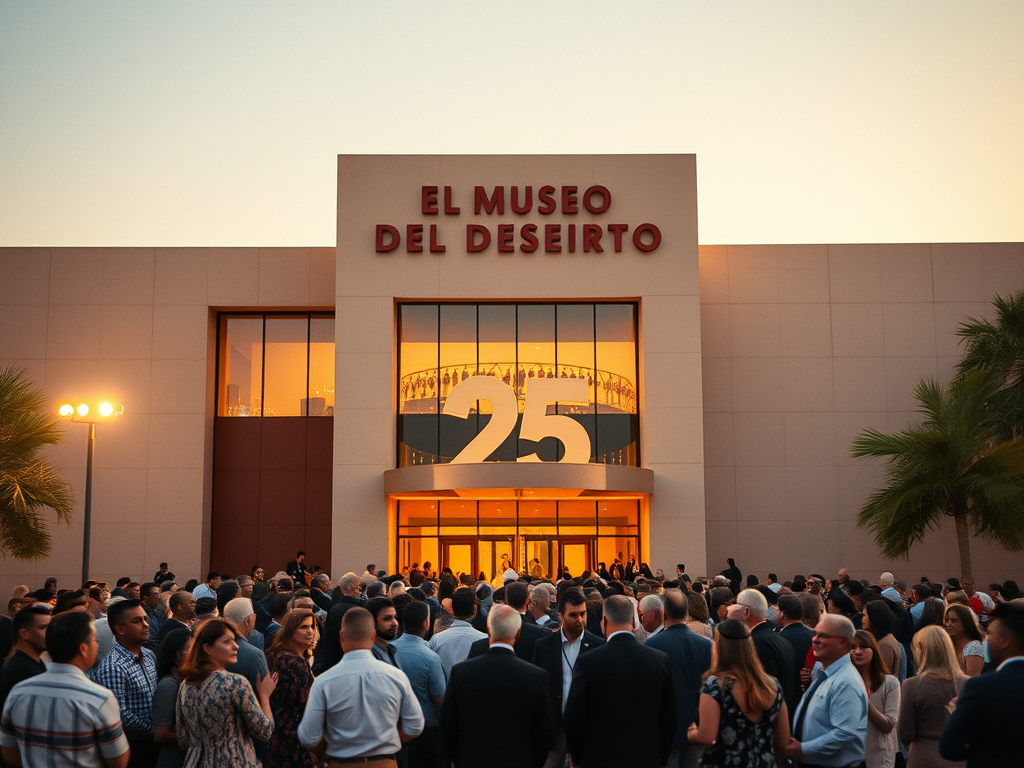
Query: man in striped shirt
0 611 130 767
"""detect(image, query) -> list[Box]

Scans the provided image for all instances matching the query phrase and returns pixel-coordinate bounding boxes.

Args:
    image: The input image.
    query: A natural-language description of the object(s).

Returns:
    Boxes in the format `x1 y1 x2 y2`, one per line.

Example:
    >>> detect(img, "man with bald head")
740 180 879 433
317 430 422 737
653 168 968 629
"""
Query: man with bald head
563 595 676 768
441 605 555 768
786 613 868 767
299 607 423 767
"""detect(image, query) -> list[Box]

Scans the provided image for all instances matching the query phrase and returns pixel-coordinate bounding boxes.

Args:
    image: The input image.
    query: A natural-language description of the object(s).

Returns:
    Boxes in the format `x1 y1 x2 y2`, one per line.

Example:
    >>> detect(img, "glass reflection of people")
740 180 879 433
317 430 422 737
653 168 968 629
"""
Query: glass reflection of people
529 558 545 579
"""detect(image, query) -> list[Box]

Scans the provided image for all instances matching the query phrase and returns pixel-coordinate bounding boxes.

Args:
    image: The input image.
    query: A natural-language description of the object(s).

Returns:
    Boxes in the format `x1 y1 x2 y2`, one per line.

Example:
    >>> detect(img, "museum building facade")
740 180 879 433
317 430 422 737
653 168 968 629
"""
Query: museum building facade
0 154 1022 591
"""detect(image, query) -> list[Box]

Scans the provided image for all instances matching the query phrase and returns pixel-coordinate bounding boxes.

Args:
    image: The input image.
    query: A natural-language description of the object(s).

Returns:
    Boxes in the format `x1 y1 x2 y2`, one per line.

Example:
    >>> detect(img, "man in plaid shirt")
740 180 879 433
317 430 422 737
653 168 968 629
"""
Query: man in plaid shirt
91 599 158 768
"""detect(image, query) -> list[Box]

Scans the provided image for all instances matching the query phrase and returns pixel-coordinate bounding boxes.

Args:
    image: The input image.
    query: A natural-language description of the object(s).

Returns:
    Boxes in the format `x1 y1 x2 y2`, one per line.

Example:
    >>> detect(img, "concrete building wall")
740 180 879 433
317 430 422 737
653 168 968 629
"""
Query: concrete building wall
700 242 1024 586
0 196 1022 595
0 246 334 594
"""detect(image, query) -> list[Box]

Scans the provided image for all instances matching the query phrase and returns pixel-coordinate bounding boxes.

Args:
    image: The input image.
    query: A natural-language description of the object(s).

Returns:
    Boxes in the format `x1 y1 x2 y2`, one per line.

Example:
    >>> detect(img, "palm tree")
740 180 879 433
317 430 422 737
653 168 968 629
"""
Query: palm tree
0 365 74 559
851 368 1024 583
957 289 1024 441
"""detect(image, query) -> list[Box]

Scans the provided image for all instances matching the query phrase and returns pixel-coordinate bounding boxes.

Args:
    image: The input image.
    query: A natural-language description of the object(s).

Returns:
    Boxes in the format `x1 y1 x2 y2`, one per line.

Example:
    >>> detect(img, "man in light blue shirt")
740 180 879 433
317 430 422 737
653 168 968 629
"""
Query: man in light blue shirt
786 614 867 768
428 588 485 678
879 572 903 603
393 601 446 767
190 571 221 601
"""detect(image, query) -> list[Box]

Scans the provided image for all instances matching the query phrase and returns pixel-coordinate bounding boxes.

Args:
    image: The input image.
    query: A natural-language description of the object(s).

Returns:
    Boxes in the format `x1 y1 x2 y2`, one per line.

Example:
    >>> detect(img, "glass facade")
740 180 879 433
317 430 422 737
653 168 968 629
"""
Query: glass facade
396 498 641 582
217 312 335 417
397 302 639 466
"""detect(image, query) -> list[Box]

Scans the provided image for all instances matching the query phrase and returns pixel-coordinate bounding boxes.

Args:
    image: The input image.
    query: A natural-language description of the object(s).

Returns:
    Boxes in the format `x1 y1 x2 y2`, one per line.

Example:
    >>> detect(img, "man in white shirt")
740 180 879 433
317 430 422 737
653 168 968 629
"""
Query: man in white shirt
428 588 485 678
299 607 423 767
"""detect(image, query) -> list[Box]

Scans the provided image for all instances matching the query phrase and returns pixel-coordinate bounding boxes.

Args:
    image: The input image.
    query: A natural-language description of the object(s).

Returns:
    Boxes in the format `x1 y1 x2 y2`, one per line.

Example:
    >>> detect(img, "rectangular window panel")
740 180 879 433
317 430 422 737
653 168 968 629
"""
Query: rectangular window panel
595 304 638 464
518 500 557 535
398 500 438 535
555 304 598 459
263 317 309 417
219 316 264 416
398 305 439 464
478 501 517 531
398 538 439 577
307 316 335 416
557 500 597 535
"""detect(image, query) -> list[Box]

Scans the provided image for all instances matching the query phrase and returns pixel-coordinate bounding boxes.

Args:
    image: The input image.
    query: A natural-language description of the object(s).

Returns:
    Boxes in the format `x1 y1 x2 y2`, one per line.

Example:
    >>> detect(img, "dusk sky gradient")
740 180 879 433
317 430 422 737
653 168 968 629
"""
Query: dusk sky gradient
1 1 1021 246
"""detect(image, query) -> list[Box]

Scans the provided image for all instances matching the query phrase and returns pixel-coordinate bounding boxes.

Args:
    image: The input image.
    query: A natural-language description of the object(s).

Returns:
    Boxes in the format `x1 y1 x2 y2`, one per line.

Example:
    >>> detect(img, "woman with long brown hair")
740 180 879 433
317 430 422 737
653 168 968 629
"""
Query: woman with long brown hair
898 625 967 767
176 618 277 767
687 618 790 767
265 609 318 768
942 604 984 677
850 630 900 768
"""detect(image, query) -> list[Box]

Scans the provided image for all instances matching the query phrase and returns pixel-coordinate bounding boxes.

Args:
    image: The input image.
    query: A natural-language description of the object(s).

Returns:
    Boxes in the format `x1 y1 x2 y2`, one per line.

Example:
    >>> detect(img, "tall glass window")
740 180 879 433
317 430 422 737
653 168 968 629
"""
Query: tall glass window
217 312 335 417
397 303 639 466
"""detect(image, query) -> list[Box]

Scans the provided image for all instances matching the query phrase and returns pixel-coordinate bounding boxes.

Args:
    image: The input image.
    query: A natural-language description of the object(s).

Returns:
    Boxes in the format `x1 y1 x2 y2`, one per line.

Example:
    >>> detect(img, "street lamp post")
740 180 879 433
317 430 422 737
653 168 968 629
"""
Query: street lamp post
58 401 122 585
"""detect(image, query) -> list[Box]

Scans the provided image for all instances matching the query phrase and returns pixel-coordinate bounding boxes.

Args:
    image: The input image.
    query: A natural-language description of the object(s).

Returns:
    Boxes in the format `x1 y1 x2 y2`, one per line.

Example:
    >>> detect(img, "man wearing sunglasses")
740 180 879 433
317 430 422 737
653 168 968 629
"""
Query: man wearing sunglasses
786 614 868 768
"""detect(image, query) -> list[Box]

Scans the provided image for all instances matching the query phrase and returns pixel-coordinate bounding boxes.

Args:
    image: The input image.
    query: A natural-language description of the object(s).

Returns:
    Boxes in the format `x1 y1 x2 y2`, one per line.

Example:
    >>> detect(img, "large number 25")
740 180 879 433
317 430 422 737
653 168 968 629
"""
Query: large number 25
442 376 592 464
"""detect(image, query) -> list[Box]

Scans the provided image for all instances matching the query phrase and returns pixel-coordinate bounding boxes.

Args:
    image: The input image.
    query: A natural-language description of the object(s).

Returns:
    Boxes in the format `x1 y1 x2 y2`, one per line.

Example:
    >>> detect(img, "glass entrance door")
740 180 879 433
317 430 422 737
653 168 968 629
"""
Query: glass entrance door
520 536 595 580
440 537 478 579
478 537 515 584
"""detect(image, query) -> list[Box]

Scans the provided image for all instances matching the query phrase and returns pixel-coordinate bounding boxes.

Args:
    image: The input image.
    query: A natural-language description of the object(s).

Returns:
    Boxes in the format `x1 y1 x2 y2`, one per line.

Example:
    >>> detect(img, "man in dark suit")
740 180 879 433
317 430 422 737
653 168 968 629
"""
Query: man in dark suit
734 588 798 714
563 595 676 768
318 572 364 673
531 588 605 768
467 580 549 662
156 590 195 644
776 594 814 689
645 590 712 768
441 605 555 768
308 573 333 613
940 601 1024 766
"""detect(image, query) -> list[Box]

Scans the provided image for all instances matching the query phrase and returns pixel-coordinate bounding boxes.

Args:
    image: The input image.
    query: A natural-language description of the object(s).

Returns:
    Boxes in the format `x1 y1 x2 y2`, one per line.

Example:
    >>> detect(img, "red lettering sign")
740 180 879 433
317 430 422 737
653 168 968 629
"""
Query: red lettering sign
376 225 400 252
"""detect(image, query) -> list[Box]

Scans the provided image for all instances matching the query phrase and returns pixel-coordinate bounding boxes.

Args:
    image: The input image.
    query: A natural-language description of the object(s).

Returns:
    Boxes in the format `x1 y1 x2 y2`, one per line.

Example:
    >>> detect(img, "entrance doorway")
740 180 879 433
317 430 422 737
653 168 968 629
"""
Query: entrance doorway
438 536 594 582
440 537 477 579
521 536 594 580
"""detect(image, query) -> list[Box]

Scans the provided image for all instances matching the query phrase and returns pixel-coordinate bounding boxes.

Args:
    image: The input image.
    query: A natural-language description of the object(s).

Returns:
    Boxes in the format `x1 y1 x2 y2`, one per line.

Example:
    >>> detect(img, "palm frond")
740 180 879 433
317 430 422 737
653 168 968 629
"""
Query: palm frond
0 365 75 561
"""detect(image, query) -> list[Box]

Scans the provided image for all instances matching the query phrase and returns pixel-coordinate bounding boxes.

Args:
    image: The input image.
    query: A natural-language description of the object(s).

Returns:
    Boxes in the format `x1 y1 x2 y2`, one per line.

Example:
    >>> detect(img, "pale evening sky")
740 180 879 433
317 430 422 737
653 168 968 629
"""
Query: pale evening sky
1 1 1021 247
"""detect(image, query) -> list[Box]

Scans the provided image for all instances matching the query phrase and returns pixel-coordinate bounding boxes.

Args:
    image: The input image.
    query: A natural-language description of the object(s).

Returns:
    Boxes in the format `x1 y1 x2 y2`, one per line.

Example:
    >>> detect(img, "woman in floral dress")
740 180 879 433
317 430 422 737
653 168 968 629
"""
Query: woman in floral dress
176 618 277 768
687 619 790 767
265 608 318 768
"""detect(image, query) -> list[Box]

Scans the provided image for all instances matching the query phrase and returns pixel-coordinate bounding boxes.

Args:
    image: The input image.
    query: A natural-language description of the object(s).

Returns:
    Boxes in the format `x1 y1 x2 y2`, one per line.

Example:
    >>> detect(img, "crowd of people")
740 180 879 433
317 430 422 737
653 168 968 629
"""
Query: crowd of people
0 554 1022 768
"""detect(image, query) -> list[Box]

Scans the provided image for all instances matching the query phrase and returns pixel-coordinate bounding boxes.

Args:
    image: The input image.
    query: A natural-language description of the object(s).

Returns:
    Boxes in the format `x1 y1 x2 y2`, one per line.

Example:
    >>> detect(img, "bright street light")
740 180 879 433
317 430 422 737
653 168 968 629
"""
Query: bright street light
57 399 124 584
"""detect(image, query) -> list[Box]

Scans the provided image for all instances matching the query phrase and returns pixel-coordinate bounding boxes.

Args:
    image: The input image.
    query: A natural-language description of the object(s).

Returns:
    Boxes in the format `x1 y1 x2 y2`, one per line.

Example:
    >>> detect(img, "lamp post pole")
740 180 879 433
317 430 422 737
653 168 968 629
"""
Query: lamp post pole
82 422 96 585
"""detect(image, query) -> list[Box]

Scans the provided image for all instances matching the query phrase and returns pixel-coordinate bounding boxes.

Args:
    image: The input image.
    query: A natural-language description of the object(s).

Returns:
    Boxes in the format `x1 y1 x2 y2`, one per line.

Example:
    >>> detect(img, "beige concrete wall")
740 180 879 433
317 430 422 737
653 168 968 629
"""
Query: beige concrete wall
700 242 1024 586
0 247 333 596
335 155 706 577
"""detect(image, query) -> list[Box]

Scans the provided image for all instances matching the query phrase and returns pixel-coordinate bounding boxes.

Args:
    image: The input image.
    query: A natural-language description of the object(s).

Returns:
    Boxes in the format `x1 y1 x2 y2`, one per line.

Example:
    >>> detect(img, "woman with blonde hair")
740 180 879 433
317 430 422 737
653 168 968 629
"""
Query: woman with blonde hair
942 603 984 677
850 630 900 768
265 609 318 768
898 625 967 767
687 619 790 767
176 618 277 767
